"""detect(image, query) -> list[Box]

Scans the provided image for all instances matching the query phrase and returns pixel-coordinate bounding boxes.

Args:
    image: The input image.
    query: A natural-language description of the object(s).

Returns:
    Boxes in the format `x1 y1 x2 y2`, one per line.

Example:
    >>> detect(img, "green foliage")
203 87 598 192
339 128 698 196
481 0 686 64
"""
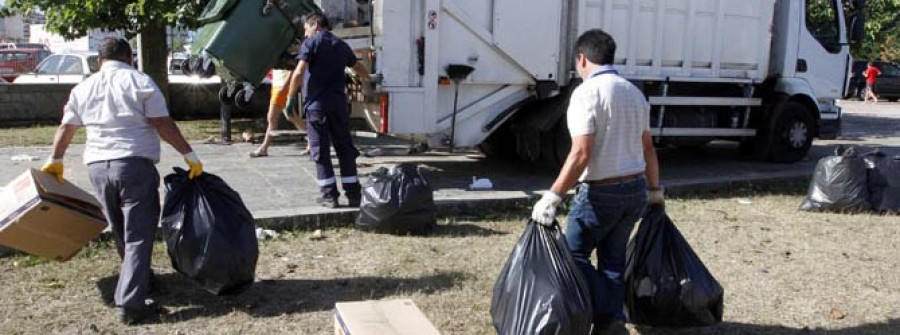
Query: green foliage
0 0 211 39
840 0 900 60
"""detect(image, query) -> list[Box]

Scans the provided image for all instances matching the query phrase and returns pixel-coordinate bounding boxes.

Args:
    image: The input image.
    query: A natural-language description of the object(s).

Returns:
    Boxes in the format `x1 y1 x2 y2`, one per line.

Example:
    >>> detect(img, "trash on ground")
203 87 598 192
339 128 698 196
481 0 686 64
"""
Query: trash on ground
829 308 847 320
162 168 258 296
309 229 325 241
626 205 724 328
335 299 440 335
356 163 436 235
255 228 279 240
736 198 752 205
864 150 900 212
491 220 593 334
800 146 870 212
468 176 494 191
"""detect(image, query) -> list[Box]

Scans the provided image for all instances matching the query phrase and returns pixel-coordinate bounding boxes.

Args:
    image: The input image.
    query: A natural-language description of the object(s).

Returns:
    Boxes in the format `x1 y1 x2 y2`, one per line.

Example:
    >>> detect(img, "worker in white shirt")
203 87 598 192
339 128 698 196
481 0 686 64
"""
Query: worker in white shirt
42 38 203 325
530 29 663 333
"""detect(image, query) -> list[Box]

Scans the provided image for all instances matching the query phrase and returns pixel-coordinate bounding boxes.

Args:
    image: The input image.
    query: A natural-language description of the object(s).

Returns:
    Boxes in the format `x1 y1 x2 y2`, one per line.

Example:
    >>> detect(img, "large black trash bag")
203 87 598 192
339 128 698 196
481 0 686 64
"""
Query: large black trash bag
625 206 724 327
161 168 258 295
491 220 593 335
800 146 870 212
355 163 436 235
864 151 900 212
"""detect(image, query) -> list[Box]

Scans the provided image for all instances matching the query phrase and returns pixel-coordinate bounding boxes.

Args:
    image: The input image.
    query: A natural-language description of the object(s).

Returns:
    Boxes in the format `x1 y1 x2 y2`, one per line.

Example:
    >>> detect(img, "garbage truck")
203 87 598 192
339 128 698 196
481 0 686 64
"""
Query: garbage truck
338 0 865 164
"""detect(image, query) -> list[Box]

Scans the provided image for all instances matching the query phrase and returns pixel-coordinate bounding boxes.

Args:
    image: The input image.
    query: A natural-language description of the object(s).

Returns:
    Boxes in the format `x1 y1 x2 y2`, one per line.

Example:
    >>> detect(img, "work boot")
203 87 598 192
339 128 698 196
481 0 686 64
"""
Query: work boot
118 301 166 326
316 196 340 208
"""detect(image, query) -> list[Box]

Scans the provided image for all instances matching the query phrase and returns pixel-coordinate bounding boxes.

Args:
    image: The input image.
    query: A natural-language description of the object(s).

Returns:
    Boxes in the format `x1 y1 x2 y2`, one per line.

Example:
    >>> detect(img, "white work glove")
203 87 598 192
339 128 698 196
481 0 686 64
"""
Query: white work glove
531 191 563 226
648 187 665 207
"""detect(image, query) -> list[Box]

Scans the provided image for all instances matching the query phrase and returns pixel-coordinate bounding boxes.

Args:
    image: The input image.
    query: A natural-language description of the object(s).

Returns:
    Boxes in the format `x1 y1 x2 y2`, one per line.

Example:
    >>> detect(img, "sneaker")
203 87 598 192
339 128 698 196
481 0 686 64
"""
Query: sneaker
118 302 166 326
316 196 340 208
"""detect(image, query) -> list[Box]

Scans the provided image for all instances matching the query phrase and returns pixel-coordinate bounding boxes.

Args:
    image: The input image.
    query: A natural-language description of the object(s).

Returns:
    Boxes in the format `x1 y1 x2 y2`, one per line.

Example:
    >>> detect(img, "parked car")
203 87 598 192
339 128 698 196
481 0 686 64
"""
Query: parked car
14 52 100 84
847 60 900 101
0 43 51 52
0 48 51 82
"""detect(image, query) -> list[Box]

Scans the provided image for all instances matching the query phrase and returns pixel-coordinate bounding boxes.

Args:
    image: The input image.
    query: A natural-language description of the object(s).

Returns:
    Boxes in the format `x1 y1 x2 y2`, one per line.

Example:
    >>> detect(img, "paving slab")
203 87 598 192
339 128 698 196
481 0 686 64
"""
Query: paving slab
0 101 897 230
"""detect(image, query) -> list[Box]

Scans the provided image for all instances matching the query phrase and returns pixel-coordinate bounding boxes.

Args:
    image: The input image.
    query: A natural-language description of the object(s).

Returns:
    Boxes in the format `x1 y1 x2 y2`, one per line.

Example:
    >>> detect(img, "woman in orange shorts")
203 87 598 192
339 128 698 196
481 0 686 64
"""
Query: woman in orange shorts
250 69 311 157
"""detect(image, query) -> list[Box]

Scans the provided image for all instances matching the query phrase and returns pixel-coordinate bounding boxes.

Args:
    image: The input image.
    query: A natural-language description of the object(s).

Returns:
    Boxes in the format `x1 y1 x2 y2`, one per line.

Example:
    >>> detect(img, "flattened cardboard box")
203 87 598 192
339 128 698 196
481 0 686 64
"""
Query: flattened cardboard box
0 169 106 261
334 299 440 335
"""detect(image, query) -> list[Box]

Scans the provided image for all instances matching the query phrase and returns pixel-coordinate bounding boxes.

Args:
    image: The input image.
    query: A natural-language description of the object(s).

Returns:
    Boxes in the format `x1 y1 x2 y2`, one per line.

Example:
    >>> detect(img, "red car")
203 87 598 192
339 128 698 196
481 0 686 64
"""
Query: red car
0 48 51 82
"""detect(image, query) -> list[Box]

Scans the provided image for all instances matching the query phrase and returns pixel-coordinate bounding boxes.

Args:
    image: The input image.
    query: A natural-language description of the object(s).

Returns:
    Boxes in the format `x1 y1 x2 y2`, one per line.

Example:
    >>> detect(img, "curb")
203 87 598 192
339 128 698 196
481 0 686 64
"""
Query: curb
254 173 813 231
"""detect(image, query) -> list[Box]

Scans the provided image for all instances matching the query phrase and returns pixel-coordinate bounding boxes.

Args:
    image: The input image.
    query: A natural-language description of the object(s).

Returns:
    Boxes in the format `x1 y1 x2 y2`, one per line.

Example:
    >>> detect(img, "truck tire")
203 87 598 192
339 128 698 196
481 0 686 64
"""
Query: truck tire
767 101 814 163
479 124 517 160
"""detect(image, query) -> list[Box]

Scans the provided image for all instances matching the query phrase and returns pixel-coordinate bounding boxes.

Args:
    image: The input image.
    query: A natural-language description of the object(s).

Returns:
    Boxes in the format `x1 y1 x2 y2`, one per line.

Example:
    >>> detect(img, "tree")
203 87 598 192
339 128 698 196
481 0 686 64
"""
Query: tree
0 0 212 98
839 0 900 60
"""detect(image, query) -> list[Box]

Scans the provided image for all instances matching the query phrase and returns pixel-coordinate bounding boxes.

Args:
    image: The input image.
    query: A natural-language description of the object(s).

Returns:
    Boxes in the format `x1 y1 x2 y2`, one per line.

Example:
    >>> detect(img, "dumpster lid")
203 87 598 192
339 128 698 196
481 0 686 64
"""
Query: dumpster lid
198 0 240 24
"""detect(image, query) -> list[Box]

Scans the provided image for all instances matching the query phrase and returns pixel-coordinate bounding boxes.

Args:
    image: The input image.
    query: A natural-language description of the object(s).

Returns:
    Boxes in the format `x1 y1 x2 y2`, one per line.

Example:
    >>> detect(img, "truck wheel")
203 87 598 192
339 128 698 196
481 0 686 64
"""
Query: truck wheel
479 124 517 160
235 89 254 109
553 120 571 166
767 101 814 163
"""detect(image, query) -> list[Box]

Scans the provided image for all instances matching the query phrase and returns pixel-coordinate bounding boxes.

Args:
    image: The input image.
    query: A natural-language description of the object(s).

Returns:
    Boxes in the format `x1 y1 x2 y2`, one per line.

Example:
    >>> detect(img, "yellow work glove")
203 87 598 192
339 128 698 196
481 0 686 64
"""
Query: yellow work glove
183 152 203 179
41 158 65 183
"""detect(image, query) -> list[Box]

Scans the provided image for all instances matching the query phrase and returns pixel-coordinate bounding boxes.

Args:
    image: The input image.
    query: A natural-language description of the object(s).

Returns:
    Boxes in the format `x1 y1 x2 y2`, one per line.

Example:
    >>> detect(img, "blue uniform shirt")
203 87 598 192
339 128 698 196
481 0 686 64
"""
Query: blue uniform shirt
297 31 358 111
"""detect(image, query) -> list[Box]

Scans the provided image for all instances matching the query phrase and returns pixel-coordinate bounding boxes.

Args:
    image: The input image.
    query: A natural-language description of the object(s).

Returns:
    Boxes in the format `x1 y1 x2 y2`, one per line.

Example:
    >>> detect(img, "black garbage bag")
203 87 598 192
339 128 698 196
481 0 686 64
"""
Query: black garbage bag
864 151 900 212
161 168 258 295
800 146 870 212
625 206 724 327
491 221 593 335
355 163 436 235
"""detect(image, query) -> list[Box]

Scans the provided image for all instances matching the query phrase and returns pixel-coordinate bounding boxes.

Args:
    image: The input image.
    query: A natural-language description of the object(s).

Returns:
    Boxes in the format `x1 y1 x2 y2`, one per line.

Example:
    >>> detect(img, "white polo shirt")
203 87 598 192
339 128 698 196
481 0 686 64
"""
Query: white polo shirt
567 65 651 181
62 60 170 164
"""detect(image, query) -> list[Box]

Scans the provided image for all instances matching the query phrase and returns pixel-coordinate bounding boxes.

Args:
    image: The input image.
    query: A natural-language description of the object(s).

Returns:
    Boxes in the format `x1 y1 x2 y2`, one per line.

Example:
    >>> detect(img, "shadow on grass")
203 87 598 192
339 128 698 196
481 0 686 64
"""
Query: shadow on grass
429 223 508 237
97 270 467 322
633 319 900 334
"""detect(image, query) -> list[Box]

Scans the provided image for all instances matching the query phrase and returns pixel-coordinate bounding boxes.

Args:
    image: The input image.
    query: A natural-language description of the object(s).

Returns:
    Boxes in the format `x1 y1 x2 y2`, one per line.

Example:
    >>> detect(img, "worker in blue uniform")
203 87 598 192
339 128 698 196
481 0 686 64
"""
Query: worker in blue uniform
285 13 371 208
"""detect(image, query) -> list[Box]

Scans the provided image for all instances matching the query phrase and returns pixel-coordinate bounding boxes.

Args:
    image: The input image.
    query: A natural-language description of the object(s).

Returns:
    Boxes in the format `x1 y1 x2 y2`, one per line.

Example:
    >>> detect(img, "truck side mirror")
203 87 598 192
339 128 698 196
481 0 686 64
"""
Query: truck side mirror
849 13 865 44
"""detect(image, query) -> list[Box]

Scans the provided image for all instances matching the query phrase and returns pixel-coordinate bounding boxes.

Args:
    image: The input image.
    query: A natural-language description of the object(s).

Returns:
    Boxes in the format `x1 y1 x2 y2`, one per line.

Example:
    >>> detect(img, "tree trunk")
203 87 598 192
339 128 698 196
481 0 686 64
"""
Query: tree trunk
138 22 170 104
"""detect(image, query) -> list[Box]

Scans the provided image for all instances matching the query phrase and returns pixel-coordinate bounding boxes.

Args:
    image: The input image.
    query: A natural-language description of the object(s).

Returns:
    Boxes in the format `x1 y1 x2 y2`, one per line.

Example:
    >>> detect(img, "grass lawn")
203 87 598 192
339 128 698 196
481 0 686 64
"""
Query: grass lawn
0 185 898 334
0 119 268 147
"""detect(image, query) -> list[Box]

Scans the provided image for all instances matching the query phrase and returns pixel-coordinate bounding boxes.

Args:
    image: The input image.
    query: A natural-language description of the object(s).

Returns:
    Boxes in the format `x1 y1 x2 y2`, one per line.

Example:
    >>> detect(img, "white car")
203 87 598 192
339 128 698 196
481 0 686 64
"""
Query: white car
14 52 100 84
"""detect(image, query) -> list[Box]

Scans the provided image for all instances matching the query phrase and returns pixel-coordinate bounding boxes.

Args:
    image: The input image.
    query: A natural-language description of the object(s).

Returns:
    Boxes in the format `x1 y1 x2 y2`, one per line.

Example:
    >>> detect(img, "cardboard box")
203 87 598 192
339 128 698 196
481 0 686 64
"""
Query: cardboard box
334 299 441 335
0 169 106 261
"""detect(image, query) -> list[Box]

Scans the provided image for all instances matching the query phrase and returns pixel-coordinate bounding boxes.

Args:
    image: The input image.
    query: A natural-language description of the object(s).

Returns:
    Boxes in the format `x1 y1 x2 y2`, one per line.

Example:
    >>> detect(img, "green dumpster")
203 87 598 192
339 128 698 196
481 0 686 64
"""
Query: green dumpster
190 0 320 106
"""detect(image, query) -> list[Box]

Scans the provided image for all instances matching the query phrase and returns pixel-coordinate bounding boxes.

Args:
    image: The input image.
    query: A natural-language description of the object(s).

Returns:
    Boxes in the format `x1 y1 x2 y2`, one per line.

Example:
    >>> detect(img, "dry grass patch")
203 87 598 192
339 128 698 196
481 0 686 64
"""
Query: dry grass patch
0 184 898 334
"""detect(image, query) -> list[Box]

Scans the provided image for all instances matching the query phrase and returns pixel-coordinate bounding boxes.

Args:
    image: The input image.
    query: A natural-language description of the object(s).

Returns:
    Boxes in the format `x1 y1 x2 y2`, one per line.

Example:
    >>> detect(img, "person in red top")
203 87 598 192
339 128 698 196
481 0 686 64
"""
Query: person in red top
864 62 882 103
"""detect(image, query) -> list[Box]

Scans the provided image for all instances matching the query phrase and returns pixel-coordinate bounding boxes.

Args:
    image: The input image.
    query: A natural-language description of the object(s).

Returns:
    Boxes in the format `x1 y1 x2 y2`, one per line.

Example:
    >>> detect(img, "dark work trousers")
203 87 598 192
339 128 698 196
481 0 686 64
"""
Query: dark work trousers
565 179 648 328
88 157 160 310
306 106 361 200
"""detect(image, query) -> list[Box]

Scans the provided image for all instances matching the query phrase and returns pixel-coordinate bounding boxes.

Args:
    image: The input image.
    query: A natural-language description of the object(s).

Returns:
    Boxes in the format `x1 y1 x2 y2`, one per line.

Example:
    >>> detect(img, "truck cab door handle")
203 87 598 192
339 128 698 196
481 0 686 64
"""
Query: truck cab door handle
797 59 808 73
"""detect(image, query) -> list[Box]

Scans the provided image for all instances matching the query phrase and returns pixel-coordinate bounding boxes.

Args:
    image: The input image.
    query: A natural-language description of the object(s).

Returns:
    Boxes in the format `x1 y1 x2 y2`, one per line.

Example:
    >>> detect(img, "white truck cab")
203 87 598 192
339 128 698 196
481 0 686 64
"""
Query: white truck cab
343 0 864 164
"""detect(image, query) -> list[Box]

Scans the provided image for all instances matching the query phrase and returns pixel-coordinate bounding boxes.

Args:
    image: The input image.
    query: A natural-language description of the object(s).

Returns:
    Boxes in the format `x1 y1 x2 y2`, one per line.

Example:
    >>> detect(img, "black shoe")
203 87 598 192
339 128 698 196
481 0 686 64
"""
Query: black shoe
148 272 165 295
118 302 166 326
592 320 627 335
347 197 361 208
316 196 340 208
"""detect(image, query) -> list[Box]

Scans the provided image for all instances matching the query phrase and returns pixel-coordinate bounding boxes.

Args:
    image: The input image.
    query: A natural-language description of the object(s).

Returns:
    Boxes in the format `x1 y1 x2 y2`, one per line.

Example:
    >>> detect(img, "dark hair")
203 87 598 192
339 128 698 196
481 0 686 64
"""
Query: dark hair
575 29 616 65
98 38 132 63
305 13 331 30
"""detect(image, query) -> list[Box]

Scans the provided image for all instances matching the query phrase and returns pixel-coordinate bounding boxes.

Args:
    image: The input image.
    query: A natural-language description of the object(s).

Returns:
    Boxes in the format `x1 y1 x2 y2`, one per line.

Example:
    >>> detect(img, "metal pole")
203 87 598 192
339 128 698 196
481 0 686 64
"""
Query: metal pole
221 103 233 144
449 82 460 153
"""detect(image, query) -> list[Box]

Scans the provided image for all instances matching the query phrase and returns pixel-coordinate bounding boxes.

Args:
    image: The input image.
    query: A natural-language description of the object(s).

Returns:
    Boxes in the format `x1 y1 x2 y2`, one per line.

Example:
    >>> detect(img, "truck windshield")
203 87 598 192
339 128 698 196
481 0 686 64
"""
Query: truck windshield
806 0 841 53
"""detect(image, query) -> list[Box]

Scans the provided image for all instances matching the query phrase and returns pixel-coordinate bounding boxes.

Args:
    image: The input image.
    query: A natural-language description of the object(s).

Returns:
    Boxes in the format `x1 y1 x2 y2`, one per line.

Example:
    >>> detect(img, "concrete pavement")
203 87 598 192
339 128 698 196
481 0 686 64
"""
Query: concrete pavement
0 100 897 230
